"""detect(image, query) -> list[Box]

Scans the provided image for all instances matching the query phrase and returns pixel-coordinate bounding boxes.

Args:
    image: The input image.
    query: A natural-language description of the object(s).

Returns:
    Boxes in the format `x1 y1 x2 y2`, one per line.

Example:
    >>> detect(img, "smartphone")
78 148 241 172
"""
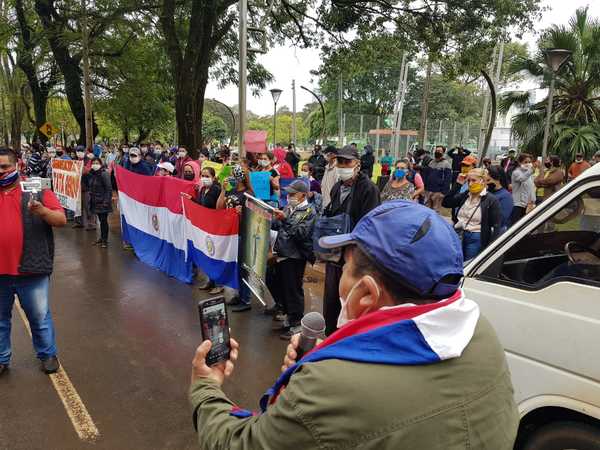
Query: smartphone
198 296 231 366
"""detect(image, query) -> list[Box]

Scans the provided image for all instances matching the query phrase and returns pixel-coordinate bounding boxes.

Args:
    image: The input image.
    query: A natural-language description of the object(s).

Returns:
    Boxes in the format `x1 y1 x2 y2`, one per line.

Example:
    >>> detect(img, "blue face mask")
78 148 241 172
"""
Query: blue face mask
0 170 19 187
227 177 238 190
394 169 406 180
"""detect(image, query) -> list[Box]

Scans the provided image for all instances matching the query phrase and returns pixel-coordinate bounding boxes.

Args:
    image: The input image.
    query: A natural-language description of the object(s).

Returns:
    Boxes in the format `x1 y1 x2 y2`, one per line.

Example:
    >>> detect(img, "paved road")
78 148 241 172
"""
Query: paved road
0 221 324 450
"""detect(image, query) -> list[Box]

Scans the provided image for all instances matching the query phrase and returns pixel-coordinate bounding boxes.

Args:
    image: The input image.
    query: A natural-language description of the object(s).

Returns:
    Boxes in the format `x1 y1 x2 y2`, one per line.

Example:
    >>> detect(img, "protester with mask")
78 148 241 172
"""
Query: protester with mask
0 148 67 376
360 145 375 179
156 161 175 177
182 161 201 183
322 145 380 335
256 152 280 206
194 167 221 209
487 165 513 233
423 146 452 212
443 168 502 260
189 201 518 450
320 146 338 208
215 165 254 311
510 153 536 225
26 147 43 177
73 146 97 230
381 160 416 202
299 162 321 193
269 180 317 339
174 146 192 178
568 152 591 180
123 147 155 176
88 158 113 248
535 155 564 204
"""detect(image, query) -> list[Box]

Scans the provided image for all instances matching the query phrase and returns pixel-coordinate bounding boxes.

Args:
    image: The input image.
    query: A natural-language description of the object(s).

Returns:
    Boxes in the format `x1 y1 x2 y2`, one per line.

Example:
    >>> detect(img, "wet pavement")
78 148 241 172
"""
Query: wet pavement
0 218 325 450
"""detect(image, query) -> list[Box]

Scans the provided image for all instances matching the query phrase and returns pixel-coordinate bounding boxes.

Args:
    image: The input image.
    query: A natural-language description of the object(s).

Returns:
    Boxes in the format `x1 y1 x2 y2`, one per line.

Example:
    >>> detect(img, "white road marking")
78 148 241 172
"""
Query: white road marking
15 300 100 442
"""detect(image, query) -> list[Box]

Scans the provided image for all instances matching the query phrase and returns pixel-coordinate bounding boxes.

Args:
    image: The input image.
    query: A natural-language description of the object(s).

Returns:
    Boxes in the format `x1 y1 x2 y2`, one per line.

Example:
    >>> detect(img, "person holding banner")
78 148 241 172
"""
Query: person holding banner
88 158 113 248
0 148 67 376
215 165 254 311
256 152 280 207
195 167 221 209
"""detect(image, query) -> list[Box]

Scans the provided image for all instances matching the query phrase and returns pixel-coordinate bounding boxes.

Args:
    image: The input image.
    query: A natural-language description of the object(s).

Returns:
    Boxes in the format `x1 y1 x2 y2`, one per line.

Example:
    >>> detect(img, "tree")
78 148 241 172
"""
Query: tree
15 0 59 144
202 111 228 144
499 7 600 163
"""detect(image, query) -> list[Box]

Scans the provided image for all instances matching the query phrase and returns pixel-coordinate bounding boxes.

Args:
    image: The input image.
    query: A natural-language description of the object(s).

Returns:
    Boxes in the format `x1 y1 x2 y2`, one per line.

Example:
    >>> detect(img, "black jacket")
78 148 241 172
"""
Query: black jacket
273 202 317 263
19 189 55 274
360 153 375 178
88 169 113 214
195 183 221 209
442 185 502 250
325 172 381 228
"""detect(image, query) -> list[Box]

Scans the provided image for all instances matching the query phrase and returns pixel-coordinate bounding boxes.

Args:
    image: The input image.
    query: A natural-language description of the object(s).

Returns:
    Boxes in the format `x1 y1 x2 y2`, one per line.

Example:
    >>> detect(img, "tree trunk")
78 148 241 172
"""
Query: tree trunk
34 0 98 145
418 57 433 149
174 73 209 156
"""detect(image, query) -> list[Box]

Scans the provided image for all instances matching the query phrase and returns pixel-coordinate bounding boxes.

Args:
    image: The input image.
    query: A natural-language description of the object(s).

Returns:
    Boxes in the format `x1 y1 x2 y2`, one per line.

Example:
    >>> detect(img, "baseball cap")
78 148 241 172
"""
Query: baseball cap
129 147 140 156
157 161 175 173
337 145 359 160
319 200 463 298
324 145 338 156
285 179 309 194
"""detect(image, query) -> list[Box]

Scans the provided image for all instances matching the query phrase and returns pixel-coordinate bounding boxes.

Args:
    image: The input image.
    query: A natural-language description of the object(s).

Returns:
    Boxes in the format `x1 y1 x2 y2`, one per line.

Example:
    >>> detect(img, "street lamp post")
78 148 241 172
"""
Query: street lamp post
540 48 572 174
270 88 282 146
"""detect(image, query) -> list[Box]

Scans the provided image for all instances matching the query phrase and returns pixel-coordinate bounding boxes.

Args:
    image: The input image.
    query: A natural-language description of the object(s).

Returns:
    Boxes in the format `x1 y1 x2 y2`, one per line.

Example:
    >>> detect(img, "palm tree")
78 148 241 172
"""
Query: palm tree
499 7 600 163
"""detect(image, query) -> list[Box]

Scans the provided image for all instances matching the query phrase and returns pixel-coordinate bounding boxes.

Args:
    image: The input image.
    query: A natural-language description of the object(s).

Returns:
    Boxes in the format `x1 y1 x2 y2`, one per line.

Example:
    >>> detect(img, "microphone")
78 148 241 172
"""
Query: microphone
296 312 326 360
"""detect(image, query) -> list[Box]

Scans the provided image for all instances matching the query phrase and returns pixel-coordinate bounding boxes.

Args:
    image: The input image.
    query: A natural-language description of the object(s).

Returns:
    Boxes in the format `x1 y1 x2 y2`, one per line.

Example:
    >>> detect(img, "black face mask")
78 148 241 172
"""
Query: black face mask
544 162 552 168
183 173 195 181
434 152 443 159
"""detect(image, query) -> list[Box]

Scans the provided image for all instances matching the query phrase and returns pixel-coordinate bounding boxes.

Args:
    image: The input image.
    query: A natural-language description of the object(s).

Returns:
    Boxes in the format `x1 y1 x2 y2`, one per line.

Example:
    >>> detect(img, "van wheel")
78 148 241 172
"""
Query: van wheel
523 421 600 450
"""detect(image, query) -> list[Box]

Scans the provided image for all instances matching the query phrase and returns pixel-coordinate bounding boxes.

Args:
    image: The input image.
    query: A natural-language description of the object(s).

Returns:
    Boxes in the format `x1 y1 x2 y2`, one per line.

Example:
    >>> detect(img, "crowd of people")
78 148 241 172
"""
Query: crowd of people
10 139 600 340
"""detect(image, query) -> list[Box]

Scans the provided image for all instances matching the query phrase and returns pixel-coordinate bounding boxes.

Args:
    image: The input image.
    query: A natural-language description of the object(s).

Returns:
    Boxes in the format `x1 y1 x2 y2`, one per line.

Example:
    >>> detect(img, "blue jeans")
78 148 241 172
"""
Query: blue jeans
0 275 57 364
462 231 482 262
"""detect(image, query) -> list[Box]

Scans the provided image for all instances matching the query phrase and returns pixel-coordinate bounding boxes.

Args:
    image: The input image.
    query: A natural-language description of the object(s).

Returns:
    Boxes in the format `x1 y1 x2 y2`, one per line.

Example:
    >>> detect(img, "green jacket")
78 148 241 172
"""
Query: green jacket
190 315 518 449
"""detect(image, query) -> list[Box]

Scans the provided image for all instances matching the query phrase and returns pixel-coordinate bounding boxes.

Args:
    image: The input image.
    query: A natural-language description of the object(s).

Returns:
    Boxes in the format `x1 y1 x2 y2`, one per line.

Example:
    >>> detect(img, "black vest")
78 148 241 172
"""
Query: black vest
18 190 55 274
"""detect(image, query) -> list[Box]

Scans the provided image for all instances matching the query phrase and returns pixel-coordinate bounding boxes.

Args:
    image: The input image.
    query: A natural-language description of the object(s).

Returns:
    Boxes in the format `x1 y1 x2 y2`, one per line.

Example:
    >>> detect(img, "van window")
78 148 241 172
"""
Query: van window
479 187 600 289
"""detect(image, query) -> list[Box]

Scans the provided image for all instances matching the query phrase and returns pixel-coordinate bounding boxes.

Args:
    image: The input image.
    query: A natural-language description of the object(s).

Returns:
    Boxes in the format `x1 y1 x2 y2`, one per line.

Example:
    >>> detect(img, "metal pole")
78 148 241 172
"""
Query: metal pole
272 100 278 146
437 120 443 145
359 115 363 140
397 59 409 157
238 0 247 157
540 74 556 176
338 74 343 146
452 122 457 148
291 80 296 145
375 115 380 151
81 0 93 149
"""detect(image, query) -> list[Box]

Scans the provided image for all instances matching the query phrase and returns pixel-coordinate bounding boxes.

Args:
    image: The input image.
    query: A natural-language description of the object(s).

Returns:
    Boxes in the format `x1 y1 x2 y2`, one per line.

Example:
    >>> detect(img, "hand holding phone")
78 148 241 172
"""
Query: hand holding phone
198 296 231 366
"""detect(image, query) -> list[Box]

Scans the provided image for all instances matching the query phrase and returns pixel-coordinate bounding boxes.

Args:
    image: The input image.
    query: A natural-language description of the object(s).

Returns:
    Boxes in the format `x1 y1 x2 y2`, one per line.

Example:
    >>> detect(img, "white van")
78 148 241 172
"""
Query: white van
463 162 600 450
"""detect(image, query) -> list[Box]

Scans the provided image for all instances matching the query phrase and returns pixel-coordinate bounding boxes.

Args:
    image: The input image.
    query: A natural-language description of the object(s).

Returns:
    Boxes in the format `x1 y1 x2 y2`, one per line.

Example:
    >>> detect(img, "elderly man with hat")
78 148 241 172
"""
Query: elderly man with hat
268 180 317 339
188 200 519 449
321 144 380 335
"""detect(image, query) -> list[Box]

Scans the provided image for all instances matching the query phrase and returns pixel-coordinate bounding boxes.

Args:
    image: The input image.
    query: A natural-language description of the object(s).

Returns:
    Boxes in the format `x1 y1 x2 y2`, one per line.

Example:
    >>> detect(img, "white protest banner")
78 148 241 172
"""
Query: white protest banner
51 159 83 215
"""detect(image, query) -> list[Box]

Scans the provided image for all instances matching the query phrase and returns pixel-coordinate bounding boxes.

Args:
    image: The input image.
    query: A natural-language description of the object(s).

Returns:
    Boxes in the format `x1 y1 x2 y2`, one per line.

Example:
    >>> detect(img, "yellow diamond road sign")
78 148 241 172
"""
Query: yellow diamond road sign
39 122 59 138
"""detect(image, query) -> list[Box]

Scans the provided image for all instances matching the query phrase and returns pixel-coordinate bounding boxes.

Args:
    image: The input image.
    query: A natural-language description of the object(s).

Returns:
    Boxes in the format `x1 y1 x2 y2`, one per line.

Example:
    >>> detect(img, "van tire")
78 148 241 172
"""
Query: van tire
523 421 600 450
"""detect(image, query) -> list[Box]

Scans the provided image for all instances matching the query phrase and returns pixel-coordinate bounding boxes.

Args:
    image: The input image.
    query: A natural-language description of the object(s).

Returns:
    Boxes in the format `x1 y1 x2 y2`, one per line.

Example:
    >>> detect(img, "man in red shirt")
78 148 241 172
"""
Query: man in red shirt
0 148 66 376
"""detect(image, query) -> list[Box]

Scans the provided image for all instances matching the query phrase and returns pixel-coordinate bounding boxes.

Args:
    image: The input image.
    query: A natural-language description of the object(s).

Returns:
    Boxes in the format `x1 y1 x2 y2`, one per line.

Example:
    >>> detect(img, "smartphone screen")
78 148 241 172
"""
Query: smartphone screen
199 297 230 366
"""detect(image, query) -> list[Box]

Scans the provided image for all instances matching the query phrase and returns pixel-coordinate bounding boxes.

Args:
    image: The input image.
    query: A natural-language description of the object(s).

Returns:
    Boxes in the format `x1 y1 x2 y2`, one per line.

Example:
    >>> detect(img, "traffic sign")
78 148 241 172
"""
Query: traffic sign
39 122 59 138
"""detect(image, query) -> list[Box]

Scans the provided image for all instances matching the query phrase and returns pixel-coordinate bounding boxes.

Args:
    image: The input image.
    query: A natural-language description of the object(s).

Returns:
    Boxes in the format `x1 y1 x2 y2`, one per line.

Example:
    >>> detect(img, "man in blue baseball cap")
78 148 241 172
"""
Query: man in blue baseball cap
188 200 518 449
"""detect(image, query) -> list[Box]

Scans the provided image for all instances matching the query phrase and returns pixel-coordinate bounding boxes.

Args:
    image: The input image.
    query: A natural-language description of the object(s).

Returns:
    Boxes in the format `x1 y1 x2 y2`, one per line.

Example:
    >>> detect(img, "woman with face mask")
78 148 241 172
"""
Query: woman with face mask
195 167 221 209
381 161 416 202
442 168 502 261
486 166 513 233
182 161 200 183
299 162 321 193
256 152 280 206
175 146 192 178
510 153 536 225
88 158 113 248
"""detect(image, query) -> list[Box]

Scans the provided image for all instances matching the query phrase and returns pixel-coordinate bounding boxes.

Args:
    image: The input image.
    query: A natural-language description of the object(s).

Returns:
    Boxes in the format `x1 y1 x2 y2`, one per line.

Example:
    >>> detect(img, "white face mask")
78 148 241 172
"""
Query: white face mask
288 197 300 208
130 155 140 163
178 151 187 159
300 170 309 178
123 147 129 154
258 159 269 167
337 166 355 182
338 276 380 328
91 164 101 171
141 147 148 153
76 151 85 159
48 152 56 158
523 162 533 170
201 177 213 187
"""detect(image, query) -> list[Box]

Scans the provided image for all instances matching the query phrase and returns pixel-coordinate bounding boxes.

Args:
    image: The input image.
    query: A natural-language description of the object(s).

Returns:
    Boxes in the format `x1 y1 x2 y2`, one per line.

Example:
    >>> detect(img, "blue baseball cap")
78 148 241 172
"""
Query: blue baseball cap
319 200 463 298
